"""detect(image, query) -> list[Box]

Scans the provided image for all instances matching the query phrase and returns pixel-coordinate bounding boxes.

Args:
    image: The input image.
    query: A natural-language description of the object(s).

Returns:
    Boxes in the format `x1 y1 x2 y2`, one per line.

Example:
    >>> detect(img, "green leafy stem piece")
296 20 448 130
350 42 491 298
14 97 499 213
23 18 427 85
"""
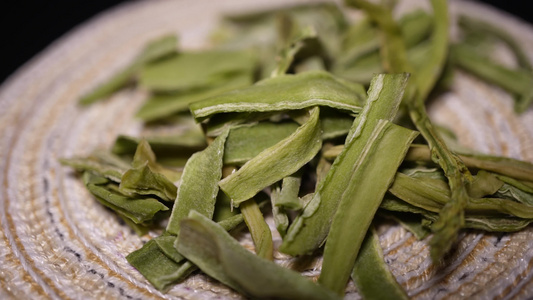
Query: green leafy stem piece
176 211 340 300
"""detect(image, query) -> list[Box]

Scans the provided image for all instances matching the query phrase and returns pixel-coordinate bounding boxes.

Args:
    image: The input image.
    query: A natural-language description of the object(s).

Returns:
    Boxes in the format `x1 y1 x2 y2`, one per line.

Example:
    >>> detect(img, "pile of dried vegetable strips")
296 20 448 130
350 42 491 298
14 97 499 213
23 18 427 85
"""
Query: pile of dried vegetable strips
61 0 533 298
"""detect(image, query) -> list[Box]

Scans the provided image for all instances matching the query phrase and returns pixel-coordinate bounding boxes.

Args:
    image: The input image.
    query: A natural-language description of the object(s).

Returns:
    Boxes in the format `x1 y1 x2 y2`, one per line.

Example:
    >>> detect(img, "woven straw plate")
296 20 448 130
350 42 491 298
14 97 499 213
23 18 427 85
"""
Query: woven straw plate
1 0 532 299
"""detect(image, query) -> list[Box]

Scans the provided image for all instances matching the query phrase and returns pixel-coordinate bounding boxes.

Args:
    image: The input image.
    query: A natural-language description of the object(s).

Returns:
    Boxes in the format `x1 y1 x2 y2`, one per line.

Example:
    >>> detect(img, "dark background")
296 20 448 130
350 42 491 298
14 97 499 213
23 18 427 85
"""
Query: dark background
1 0 531 84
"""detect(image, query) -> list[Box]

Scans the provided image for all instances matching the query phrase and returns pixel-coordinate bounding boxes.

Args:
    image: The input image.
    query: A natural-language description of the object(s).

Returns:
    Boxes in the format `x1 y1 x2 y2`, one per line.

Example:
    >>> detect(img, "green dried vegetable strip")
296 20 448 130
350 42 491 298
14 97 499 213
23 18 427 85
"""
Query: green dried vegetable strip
203 111 277 137
176 211 340 300
319 120 418 295
190 71 364 121
217 213 245 232
275 12 294 47
288 108 314 125
455 153 533 182
241 199 273 260
272 206 289 238
351 228 409 300
275 172 303 210
401 10 433 48
379 210 430 240
338 18 378 66
345 0 412 74
139 49 256 91
346 0 441 97
381 197 533 232
495 174 533 206
315 150 333 188
171 213 247 263
213 189 238 222
467 197 533 219
408 0 450 99
61 149 132 181
467 170 504 198
388 174 447 213
136 73 253 122
128 138 187 181
166 129 229 235
91 150 132 170
451 43 533 113
112 133 206 171
219 107 321 206
157 261 197 286
299 193 314 207
381 196 437 216
112 134 205 155
117 212 150 236
79 35 177 105
320 108 354 140
271 26 320 77
458 15 532 71
131 139 160 170
422 212 533 233
273 207 289 238
155 235 185 263
216 3 346 46
335 76 367 99
224 121 299 166
333 50 383 84
333 41 431 85
212 10 277 49
390 172 533 219
401 166 447 182
405 144 533 182
271 183 289 237
126 240 195 291
218 3 346 71
119 140 177 201
83 172 168 224
155 212 247 264
60 156 125 183
461 216 533 232
132 35 177 66
134 197 246 290
495 174 533 194
338 10 432 70
321 144 344 160
84 172 110 185
120 164 177 201
496 184 533 206
280 73 408 256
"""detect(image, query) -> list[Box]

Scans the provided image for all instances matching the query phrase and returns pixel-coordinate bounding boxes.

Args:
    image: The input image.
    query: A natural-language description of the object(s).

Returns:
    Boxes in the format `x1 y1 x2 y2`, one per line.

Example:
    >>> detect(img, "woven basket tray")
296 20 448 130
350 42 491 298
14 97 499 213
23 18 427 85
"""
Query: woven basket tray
1 0 532 299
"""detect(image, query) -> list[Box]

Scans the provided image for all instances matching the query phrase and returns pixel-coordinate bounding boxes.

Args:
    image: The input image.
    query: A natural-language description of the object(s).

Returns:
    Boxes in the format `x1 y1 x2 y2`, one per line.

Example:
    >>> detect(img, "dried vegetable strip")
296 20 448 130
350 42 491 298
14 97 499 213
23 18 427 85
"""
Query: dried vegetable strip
219 107 321 206
166 129 229 235
176 211 340 300
318 120 418 294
